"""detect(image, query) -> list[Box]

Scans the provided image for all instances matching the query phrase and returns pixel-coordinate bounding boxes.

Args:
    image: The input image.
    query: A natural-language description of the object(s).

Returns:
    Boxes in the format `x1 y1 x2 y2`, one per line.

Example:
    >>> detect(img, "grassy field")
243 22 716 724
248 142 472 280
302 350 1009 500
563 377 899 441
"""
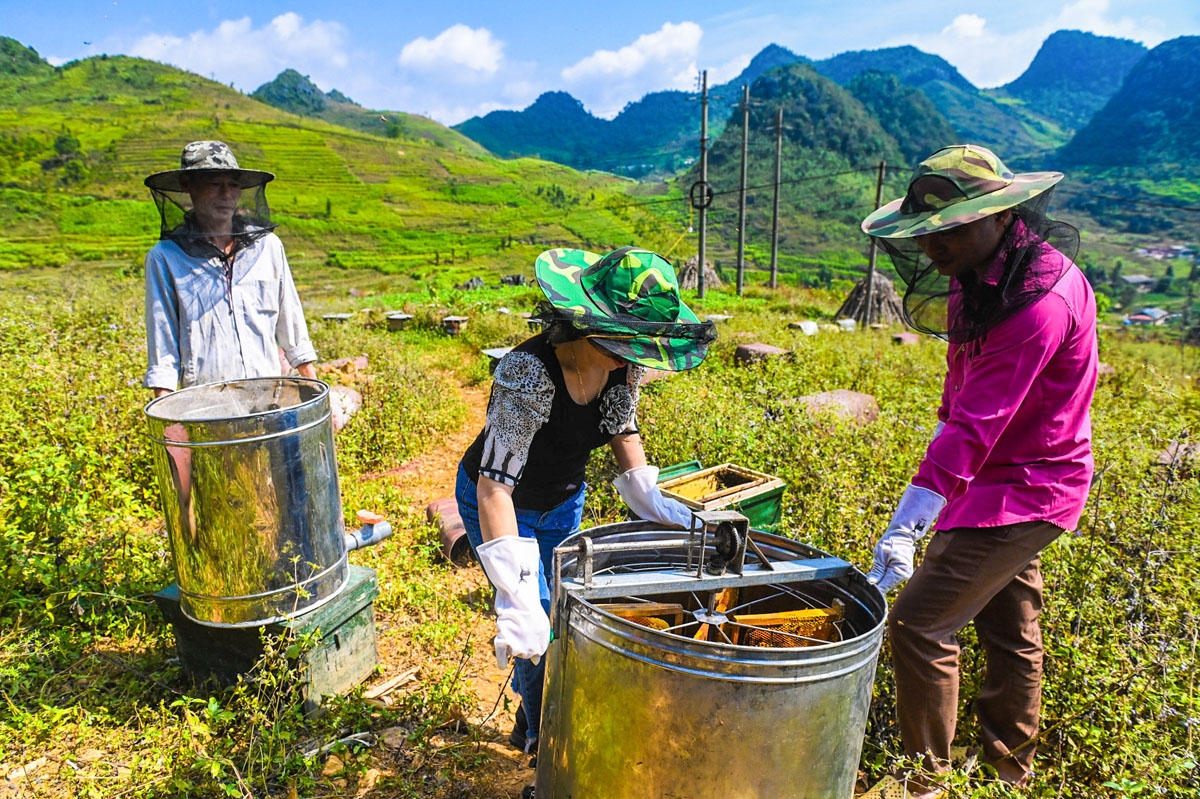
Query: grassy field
0 47 1198 797
0 54 692 288
0 259 1196 797
3 51 1198 322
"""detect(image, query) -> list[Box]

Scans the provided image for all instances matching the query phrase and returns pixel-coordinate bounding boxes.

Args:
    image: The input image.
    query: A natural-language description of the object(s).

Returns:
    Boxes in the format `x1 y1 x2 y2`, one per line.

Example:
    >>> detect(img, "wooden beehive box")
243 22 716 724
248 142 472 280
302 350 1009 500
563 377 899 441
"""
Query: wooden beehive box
658 462 786 532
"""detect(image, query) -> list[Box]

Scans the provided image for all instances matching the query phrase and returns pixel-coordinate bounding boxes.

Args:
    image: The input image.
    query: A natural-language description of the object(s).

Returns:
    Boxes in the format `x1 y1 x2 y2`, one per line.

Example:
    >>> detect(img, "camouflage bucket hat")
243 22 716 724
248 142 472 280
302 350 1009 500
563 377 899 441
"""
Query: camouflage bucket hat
534 246 716 371
861 144 1062 239
144 140 275 192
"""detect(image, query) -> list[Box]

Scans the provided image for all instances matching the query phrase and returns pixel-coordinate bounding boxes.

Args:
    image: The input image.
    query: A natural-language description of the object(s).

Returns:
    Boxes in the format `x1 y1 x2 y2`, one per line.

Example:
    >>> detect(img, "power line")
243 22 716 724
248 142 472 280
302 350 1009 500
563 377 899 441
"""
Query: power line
1055 189 1200 214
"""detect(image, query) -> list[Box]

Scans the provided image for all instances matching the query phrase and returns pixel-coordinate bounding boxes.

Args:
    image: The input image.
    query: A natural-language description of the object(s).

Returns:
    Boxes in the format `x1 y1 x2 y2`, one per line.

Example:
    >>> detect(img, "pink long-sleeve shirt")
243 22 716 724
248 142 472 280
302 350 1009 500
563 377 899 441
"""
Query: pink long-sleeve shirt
914 243 1098 531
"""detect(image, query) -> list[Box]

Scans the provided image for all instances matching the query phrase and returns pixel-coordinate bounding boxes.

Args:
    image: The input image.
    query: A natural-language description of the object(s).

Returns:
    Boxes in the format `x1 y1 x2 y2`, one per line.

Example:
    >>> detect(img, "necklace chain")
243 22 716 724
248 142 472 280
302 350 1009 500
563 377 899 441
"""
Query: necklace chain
572 341 594 403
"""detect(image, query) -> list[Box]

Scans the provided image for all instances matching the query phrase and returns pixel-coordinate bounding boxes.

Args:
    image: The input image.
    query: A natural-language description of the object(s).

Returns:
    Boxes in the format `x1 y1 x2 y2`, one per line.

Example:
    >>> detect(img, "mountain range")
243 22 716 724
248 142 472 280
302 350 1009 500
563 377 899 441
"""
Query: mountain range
1 28 1197 289
437 29 1172 177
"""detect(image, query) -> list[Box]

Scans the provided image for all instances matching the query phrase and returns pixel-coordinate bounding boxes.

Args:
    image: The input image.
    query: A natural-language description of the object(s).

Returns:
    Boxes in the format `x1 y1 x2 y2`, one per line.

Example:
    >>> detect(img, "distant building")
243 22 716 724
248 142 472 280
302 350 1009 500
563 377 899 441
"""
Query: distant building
1119 274 1157 293
1135 245 1195 260
1124 307 1171 326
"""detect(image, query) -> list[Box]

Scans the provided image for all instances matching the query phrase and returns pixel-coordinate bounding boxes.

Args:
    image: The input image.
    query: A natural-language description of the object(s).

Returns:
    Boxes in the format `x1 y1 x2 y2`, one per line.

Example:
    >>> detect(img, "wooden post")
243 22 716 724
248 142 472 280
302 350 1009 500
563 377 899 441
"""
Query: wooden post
769 107 783 290
698 70 709 299
736 85 749 298
862 160 886 329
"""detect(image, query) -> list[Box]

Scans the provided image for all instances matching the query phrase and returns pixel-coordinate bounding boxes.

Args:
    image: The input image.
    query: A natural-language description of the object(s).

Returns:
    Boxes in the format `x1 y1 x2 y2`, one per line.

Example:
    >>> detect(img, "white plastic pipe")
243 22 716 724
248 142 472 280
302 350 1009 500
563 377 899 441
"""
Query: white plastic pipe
345 520 393 551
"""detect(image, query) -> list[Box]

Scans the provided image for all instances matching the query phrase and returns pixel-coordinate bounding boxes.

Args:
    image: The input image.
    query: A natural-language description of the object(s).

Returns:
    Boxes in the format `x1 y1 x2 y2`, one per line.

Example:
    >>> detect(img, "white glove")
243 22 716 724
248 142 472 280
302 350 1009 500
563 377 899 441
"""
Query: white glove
614 465 694 529
866 484 946 593
932 420 946 440
476 536 550 669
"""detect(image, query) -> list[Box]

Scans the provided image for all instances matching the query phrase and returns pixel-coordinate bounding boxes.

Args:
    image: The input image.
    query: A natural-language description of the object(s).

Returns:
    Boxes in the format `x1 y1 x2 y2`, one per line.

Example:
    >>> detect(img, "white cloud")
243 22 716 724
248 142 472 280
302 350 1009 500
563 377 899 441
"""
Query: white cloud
128 13 347 90
398 25 504 75
562 21 702 82
946 14 987 39
560 21 704 118
893 0 1172 88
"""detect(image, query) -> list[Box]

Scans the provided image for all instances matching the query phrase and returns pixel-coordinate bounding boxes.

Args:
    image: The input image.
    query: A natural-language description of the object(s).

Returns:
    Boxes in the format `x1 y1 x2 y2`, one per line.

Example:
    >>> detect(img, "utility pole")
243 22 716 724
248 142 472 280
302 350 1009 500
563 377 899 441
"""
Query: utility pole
862 160 886 330
697 70 709 299
736 85 749 297
769 107 783 290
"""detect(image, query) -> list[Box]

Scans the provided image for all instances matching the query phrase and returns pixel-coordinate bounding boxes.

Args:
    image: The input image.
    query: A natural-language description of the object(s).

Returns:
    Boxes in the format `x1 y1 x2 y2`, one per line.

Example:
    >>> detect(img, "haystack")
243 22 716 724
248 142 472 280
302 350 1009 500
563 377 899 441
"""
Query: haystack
677 255 722 291
836 271 905 326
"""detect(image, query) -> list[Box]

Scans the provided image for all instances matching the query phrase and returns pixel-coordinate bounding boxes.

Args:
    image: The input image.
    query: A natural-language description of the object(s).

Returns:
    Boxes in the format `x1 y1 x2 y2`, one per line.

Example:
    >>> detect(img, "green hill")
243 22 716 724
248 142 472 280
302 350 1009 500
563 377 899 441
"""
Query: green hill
0 36 53 77
251 69 488 157
1060 36 1200 169
454 91 609 164
675 62 908 283
814 44 976 93
991 30 1146 133
812 45 1063 164
845 70 958 166
455 89 701 178
0 46 678 282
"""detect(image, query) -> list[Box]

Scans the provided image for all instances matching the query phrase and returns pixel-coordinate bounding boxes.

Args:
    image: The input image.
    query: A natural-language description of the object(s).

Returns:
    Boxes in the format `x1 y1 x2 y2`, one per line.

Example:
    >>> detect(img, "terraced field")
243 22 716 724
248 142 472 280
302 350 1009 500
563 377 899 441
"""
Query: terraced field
0 55 679 281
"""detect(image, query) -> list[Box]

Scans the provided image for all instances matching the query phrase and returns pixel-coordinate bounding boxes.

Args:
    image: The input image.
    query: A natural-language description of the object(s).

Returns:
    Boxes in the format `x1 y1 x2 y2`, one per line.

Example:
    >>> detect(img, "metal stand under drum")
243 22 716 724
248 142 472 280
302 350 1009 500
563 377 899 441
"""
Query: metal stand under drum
539 511 887 799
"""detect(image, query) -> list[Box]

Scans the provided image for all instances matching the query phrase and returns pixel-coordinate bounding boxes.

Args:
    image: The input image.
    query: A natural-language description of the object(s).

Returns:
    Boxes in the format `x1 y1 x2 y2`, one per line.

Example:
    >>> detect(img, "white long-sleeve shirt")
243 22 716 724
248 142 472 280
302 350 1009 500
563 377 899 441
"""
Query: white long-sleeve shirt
143 231 317 391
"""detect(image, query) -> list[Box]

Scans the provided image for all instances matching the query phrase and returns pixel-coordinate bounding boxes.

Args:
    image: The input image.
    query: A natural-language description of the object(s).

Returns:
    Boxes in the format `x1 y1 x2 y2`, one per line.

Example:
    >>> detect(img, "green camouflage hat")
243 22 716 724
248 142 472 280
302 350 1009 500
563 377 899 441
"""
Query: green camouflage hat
861 144 1062 239
144 141 275 192
534 246 715 371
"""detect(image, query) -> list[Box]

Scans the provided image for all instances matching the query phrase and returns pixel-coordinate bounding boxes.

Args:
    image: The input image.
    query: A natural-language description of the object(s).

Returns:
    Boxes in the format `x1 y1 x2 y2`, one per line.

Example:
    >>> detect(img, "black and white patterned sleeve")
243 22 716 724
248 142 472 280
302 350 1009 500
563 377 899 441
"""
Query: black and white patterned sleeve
477 352 555 486
599 365 644 436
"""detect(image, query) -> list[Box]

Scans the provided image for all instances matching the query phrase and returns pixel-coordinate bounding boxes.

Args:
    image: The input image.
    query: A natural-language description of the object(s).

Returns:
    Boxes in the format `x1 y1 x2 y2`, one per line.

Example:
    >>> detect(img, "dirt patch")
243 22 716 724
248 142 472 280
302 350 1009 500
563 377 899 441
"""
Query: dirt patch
358 378 535 797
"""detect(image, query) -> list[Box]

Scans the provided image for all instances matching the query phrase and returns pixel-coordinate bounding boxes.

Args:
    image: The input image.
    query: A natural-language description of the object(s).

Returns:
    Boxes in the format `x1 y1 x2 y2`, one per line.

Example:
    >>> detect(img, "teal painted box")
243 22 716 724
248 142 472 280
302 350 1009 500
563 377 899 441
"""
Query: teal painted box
154 565 380 713
657 462 786 532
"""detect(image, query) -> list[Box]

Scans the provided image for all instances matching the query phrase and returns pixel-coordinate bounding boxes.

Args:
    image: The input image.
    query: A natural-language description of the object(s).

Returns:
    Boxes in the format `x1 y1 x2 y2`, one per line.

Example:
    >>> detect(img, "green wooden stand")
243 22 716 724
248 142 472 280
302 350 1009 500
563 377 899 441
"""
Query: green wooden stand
154 565 380 713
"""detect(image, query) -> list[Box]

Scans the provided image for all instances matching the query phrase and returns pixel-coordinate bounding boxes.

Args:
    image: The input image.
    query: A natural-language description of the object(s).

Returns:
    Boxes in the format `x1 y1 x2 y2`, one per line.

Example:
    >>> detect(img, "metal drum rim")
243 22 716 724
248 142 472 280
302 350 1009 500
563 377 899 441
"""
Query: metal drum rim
144 376 330 425
554 521 887 681
561 599 884 683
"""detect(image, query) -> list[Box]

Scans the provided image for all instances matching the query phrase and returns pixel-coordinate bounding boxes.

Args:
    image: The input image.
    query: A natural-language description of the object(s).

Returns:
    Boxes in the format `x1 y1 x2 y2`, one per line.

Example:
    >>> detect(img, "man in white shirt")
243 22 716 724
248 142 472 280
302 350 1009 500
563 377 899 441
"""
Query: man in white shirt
142 140 317 396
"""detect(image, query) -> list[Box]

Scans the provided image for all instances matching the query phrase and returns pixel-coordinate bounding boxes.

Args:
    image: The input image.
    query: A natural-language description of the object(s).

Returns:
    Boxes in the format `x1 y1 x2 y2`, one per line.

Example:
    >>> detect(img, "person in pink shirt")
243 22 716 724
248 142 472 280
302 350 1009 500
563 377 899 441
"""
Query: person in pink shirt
861 145 1098 795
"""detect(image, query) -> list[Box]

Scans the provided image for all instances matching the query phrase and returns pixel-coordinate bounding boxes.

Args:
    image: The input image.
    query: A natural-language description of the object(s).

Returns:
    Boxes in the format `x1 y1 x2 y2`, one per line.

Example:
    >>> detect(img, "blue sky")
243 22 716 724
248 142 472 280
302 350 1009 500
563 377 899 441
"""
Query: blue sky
3 1 1197 125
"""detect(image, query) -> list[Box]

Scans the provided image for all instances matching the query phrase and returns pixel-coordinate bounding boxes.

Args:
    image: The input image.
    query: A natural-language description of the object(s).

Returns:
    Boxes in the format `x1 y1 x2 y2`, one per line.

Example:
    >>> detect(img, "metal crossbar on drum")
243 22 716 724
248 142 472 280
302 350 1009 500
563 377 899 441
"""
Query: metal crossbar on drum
559 556 852 600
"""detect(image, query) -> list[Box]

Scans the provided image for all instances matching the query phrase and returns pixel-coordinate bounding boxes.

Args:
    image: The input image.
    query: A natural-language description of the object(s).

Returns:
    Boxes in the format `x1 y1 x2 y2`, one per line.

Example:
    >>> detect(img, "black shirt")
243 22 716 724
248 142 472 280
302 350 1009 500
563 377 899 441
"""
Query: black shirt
461 333 643 511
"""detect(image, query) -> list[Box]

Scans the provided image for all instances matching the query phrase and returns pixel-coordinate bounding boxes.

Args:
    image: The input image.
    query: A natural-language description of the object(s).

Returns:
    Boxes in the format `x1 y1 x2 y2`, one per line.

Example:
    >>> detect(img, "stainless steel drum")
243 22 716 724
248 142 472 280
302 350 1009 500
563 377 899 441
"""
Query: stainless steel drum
145 378 348 627
538 515 886 799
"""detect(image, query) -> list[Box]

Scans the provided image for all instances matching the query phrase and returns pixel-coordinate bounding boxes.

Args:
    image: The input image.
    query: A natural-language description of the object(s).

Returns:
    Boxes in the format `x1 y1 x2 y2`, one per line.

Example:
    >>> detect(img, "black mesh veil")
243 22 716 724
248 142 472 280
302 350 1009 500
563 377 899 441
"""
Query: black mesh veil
531 300 718 345
878 188 1079 341
148 180 276 259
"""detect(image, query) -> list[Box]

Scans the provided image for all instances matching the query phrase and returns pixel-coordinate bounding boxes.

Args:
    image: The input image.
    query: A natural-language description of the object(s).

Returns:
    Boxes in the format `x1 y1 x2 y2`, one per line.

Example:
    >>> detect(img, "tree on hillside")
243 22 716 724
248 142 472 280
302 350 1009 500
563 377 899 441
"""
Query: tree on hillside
53 132 81 157
1155 264 1174 294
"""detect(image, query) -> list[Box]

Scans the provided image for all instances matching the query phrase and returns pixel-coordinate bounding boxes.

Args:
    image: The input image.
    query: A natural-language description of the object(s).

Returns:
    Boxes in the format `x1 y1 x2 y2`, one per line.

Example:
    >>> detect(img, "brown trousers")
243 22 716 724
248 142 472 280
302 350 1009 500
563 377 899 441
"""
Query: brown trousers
888 521 1063 784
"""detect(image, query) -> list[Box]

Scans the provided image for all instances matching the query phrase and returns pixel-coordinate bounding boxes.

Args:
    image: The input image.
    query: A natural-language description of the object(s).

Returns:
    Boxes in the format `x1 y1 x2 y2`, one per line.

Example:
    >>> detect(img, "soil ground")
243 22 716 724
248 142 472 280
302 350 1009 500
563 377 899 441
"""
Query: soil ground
359 377 534 798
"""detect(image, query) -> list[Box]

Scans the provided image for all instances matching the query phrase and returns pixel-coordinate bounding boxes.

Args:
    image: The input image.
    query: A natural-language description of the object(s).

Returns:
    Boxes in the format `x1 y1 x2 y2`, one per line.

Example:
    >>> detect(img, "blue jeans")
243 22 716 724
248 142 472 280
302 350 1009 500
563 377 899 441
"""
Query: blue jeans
455 464 584 747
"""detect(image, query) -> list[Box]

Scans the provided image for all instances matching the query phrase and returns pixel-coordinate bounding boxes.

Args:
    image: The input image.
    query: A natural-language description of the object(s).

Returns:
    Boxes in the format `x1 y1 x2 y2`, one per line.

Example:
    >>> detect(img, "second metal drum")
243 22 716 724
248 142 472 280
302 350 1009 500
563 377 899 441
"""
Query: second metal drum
537 522 885 799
